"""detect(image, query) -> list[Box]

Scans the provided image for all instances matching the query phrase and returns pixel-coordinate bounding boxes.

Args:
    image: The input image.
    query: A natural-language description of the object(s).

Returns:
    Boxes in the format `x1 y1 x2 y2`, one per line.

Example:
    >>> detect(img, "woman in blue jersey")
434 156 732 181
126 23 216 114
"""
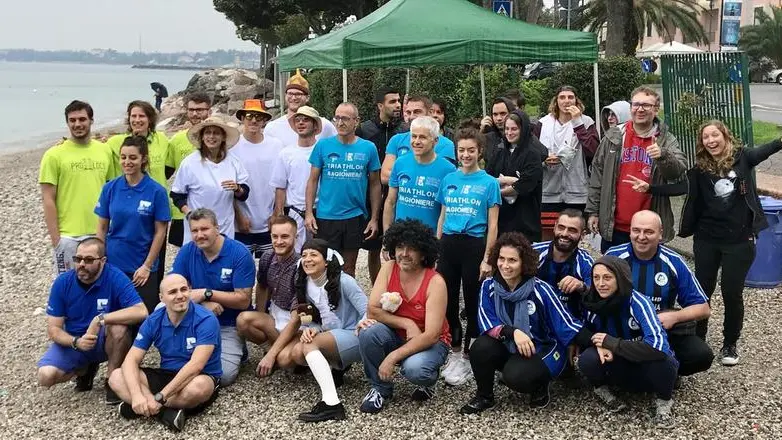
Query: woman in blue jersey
436 120 501 387
459 232 584 414
95 136 171 312
576 255 678 429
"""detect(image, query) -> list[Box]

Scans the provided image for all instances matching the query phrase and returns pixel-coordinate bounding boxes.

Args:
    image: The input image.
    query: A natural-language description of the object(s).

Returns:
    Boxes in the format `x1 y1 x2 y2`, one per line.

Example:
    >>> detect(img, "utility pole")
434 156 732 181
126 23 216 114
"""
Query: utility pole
567 0 571 30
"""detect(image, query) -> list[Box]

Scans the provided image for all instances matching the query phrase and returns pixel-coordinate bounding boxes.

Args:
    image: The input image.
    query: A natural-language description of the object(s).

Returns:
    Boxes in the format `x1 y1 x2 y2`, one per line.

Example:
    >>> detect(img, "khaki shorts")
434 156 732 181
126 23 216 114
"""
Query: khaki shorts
52 235 93 276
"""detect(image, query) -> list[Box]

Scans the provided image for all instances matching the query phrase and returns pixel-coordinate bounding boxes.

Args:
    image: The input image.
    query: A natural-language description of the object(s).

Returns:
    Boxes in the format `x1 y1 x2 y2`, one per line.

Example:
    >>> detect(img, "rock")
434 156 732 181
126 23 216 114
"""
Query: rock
33 307 44 316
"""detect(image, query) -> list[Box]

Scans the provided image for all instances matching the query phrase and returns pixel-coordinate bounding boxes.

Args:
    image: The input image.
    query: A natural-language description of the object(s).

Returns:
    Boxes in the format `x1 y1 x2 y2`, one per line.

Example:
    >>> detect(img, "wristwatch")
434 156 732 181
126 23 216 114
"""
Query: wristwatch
204 288 213 301
71 336 80 351
97 313 106 327
154 392 167 404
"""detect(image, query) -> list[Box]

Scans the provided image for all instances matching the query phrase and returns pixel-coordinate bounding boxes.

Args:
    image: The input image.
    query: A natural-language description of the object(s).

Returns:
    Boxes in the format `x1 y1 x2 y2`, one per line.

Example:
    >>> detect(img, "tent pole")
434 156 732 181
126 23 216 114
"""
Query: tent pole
593 62 601 137
342 69 348 102
479 65 487 116
405 69 411 95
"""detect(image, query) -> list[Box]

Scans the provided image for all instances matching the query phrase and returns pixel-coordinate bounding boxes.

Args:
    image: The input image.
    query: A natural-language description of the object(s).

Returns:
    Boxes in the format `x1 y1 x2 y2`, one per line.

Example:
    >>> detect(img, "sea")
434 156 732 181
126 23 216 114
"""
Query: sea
0 61 198 154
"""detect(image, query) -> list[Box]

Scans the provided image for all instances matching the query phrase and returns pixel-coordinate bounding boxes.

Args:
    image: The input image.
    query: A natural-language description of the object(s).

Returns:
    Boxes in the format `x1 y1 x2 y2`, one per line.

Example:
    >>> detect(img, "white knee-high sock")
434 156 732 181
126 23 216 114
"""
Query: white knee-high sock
305 350 340 405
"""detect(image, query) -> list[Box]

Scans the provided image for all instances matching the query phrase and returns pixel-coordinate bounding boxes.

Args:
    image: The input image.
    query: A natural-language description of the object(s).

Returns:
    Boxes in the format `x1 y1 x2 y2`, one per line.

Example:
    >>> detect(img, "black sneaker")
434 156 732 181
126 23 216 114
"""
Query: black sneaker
298 401 346 422
529 383 551 409
74 362 99 392
720 344 739 366
117 402 140 420
459 395 496 415
157 408 186 432
411 385 435 402
359 388 390 414
105 380 121 405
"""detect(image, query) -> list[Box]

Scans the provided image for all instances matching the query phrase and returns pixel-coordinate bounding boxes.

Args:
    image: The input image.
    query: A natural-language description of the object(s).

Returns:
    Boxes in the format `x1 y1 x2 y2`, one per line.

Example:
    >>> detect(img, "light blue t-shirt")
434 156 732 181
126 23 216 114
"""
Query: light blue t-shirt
389 154 456 232
437 169 501 237
309 136 381 220
386 132 456 162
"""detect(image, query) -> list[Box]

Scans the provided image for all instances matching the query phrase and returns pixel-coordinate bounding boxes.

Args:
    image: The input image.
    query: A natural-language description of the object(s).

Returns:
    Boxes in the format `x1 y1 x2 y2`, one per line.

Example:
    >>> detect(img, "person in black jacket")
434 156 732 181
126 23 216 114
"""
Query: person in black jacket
485 110 545 242
480 97 516 166
679 120 782 367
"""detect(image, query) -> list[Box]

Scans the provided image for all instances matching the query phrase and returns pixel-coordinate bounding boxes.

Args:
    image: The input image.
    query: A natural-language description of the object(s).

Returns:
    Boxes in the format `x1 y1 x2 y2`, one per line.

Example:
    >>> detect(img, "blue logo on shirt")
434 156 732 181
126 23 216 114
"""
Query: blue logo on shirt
398 173 411 186
446 184 458 194
328 152 340 162
137 200 152 215
186 337 196 351
96 298 108 312
220 268 233 283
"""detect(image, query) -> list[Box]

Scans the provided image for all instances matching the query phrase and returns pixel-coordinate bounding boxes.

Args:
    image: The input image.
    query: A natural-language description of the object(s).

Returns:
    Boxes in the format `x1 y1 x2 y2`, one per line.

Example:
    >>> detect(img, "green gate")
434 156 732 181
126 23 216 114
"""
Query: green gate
661 52 753 167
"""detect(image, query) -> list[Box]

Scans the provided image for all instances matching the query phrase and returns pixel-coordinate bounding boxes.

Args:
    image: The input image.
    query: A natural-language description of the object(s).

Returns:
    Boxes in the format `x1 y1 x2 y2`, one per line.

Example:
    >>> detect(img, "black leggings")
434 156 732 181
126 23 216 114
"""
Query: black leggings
125 272 160 314
438 234 484 352
577 347 678 400
470 335 551 399
669 333 714 376
693 238 756 346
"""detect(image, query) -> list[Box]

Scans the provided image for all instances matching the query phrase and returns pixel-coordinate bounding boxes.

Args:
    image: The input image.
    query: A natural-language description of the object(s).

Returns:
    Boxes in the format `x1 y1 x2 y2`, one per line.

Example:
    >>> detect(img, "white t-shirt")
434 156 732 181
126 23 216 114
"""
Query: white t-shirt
229 135 285 233
171 151 249 244
269 143 317 210
264 114 337 147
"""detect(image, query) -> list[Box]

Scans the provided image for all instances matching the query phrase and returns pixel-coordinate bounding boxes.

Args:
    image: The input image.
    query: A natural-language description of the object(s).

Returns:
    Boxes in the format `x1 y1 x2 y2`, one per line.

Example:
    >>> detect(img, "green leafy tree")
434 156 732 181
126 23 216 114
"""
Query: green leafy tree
739 6 782 68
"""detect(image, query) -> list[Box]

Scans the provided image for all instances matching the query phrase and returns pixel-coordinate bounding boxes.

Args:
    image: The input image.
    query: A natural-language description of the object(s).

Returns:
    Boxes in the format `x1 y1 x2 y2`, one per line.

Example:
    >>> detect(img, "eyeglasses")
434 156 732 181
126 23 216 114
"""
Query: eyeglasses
243 113 267 121
72 256 101 264
333 116 356 124
631 102 658 111
286 91 307 98
294 116 314 123
187 107 209 113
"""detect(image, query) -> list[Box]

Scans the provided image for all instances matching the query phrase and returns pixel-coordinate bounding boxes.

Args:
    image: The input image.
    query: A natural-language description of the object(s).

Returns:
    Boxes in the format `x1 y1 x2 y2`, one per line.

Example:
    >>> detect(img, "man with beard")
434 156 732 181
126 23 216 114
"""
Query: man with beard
230 99 285 257
480 97 516 166
532 209 594 317
37 237 148 404
605 210 713 378
170 208 256 386
40 100 114 275
264 70 337 146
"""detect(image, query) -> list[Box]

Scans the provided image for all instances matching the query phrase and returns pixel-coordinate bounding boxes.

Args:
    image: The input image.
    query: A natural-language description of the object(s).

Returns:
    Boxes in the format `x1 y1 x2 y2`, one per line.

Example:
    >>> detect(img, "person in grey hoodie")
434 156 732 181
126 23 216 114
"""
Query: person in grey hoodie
600 100 632 133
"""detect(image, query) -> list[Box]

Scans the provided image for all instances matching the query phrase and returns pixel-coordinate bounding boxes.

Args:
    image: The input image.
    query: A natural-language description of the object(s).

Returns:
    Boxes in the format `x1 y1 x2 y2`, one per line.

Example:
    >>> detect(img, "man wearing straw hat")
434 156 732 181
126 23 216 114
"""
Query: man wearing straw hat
265 69 337 146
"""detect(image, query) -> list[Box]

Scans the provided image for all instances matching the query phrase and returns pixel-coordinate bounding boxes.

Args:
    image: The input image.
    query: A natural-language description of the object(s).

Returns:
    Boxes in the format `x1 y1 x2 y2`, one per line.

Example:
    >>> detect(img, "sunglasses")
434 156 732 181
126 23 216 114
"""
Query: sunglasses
72 256 102 264
243 113 268 121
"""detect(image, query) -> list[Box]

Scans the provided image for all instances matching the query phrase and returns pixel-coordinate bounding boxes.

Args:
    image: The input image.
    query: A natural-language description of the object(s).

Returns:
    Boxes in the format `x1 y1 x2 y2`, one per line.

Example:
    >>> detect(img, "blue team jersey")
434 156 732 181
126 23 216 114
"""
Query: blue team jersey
581 290 675 357
46 264 142 335
386 132 456 162
437 169 501 237
532 241 594 316
605 243 708 312
95 174 171 273
309 136 381 220
170 237 256 327
134 301 222 377
389 154 456 232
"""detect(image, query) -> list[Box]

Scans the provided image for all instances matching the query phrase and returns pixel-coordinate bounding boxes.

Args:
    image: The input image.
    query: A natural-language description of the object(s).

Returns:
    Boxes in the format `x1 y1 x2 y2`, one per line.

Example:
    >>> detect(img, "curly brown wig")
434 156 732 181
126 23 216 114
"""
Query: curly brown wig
547 86 585 121
695 120 738 177
383 219 439 268
487 232 538 278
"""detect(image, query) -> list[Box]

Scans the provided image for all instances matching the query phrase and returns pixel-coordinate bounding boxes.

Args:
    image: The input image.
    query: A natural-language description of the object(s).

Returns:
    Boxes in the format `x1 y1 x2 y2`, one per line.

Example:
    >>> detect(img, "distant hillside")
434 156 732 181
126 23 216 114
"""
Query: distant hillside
0 48 260 69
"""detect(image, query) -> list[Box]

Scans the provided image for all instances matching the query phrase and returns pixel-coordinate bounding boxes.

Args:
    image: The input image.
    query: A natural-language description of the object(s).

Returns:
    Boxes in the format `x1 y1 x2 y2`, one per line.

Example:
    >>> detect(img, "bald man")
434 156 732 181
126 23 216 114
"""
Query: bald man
605 211 714 377
108 274 222 432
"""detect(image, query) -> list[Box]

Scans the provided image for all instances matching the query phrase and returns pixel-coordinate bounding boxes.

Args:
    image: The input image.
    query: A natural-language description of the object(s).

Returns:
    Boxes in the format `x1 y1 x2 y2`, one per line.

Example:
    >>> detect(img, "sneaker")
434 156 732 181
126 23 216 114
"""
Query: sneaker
105 381 121 405
721 344 739 366
652 398 675 429
440 351 460 378
298 401 347 422
444 357 473 386
529 383 551 409
74 362 99 392
117 402 140 420
411 385 436 402
593 386 627 413
459 395 496 415
359 388 389 414
157 408 186 432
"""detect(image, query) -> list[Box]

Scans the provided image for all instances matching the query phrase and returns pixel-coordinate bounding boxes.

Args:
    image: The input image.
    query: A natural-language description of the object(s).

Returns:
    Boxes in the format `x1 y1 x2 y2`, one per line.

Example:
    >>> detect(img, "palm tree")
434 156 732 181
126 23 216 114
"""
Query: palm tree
575 0 709 56
739 6 782 68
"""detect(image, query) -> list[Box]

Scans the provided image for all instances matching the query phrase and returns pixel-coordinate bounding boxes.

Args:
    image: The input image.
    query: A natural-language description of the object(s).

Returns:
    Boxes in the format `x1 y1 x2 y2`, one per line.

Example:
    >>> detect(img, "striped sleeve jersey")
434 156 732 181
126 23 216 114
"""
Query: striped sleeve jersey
532 240 595 316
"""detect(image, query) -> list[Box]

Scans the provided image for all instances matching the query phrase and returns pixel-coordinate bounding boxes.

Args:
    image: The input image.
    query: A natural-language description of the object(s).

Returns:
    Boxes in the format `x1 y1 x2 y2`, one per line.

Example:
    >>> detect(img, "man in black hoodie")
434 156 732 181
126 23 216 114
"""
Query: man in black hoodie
480 97 516 166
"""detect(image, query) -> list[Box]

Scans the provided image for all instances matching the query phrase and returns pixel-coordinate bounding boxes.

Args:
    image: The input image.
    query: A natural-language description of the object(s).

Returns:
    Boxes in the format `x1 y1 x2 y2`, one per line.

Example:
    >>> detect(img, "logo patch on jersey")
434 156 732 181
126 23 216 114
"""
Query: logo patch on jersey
398 146 410 156
137 200 152 215
628 317 640 331
186 337 196 350
96 298 108 312
654 272 669 287
553 352 560 361
446 184 458 194
135 333 143 341
220 268 233 283
527 300 536 315
398 174 411 186
327 153 340 162
416 176 425 186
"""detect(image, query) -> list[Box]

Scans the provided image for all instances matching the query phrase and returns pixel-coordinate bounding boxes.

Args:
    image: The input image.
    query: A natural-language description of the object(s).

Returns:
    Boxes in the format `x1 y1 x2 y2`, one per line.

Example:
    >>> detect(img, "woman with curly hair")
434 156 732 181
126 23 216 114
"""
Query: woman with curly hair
459 232 584 414
679 120 782 366
357 219 450 414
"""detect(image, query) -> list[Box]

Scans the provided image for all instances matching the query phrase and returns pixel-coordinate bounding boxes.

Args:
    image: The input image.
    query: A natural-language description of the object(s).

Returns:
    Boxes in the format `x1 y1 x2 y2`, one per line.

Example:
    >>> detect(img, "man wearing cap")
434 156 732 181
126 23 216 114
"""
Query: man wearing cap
270 106 322 251
265 69 338 146
230 99 285 258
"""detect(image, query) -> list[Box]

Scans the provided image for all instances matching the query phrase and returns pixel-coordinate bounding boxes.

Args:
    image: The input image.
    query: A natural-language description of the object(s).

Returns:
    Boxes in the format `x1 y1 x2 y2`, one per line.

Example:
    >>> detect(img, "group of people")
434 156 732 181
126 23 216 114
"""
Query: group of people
36 70 782 431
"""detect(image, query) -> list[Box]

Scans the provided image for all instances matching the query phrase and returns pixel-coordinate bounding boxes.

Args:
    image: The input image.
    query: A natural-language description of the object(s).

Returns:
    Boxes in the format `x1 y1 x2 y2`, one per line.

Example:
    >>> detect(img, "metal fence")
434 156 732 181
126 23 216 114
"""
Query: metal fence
661 52 753 167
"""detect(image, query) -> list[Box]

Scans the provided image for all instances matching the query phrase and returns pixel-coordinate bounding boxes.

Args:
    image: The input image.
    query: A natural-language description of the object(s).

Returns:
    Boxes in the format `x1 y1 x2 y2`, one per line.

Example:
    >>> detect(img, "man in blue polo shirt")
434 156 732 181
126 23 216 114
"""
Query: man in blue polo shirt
37 237 147 404
170 208 256 386
384 116 456 234
108 274 221 432
605 210 713 376
305 102 382 277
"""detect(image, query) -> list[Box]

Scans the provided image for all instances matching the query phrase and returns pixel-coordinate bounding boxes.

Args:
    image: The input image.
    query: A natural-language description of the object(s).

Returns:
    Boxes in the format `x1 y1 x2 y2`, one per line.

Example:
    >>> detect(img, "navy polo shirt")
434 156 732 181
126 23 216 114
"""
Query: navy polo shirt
134 301 222 377
46 264 142 335
170 237 256 327
95 174 171 273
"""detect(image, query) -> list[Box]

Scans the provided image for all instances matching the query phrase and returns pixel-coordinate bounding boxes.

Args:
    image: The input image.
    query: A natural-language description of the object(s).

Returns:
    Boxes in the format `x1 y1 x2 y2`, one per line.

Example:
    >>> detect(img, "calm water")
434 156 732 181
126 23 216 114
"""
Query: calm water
0 62 197 153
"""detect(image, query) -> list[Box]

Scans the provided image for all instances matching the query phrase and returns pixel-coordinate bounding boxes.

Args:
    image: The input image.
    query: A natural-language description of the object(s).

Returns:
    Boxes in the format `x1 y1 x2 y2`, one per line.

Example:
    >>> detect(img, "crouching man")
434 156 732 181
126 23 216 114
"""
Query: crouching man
108 274 222 432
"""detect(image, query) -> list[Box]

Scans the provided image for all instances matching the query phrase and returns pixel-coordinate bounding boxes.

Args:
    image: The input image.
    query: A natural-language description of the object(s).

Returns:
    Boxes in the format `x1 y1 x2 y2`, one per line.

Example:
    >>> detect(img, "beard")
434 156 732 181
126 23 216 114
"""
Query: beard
553 235 578 253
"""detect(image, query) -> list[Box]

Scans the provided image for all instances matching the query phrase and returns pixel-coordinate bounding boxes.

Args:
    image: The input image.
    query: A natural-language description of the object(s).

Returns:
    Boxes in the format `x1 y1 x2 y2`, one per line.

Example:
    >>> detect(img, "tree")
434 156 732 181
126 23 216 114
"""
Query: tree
576 0 709 56
739 6 782 68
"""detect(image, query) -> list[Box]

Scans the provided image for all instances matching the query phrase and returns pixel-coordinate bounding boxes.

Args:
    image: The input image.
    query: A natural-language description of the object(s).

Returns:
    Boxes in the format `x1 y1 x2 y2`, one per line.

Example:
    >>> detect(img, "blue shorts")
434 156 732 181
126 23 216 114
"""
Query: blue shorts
329 328 361 369
37 328 107 373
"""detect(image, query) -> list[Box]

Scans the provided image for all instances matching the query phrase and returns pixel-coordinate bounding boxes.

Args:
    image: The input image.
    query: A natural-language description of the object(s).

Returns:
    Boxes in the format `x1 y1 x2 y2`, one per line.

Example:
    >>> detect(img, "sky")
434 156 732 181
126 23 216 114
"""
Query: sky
0 0 259 52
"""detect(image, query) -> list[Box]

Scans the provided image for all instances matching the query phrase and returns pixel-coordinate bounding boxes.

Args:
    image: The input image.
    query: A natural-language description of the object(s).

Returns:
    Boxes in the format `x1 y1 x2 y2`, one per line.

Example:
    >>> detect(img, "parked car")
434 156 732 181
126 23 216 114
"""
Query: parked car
764 68 782 84
523 62 561 80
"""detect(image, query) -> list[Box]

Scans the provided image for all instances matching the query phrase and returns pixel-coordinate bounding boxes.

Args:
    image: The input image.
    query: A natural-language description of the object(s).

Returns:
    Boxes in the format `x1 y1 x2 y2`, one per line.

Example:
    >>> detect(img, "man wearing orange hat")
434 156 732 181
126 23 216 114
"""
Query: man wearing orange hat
264 70 337 146
230 99 285 258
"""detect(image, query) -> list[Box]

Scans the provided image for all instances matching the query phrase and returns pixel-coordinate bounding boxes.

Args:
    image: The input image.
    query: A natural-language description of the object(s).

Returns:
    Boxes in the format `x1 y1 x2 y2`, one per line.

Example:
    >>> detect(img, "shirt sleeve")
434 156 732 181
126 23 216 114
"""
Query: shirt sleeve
132 317 155 351
577 251 595 288
170 246 191 279
631 293 668 352
46 276 67 317
115 271 143 309
385 134 400 157
321 119 338 138
234 158 250 185
94 181 112 219
440 138 456 161
195 313 220 347
153 184 172 222
341 274 368 316
536 280 583 347
367 142 381 172
170 158 190 194
38 149 60 185
269 151 288 190
436 177 447 205
477 279 502 334
487 177 502 207
309 140 324 169
388 160 401 188
256 251 272 288
233 246 257 289
673 255 708 307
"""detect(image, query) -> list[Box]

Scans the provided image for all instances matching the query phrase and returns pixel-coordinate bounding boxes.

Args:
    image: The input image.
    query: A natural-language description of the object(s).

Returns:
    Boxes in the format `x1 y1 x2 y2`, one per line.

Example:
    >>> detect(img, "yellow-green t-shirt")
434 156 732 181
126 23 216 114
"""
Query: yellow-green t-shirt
166 129 197 220
38 139 113 236
106 131 170 188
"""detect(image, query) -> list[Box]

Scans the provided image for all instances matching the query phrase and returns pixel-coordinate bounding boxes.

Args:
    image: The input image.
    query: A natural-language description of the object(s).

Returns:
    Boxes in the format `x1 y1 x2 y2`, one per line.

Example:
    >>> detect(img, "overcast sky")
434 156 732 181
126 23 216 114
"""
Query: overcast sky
0 0 258 52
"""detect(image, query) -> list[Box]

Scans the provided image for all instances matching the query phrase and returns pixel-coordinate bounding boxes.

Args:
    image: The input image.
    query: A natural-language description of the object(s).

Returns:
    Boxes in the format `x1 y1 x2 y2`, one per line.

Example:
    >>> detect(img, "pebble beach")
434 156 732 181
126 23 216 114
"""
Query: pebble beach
2 146 782 439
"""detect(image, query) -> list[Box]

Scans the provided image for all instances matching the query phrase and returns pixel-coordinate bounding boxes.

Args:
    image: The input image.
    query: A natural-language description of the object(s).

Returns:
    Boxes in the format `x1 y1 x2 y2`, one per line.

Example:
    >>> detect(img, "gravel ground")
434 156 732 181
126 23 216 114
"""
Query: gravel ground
1 147 781 439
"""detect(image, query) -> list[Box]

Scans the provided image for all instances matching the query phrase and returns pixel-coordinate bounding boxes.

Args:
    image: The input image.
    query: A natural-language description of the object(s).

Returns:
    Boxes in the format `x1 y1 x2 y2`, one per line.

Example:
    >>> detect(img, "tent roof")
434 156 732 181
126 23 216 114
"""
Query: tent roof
278 0 598 70
637 41 704 57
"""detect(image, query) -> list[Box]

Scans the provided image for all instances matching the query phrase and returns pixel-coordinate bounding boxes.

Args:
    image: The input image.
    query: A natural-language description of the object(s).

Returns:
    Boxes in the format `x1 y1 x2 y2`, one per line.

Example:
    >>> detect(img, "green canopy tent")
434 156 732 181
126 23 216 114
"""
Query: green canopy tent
277 0 600 124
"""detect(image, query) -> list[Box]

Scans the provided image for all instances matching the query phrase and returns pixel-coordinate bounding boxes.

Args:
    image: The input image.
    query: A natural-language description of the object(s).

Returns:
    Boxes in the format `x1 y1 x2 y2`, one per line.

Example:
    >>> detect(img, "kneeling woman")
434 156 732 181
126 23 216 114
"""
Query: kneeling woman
460 232 583 414
576 256 679 429
256 239 367 423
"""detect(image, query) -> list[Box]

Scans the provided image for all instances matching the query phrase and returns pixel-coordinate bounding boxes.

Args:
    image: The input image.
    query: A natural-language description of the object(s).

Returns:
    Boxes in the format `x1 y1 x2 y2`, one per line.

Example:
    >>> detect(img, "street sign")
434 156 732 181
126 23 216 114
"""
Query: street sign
493 0 512 17
641 58 658 73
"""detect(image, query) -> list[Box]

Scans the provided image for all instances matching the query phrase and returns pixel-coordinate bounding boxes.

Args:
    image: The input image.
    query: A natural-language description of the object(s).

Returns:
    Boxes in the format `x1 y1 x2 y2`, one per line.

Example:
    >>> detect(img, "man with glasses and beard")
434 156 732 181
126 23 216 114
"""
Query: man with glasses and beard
264 70 337 146
37 238 148 404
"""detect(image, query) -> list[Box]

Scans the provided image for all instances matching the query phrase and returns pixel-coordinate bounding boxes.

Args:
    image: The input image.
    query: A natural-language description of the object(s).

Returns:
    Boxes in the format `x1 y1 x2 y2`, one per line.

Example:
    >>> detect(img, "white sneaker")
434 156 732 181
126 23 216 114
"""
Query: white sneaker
440 351 460 378
444 357 473 386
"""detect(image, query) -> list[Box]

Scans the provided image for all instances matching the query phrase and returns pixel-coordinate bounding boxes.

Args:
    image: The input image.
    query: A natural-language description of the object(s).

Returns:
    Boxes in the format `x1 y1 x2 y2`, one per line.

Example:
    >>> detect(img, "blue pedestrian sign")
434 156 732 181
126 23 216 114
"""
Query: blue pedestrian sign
493 0 512 17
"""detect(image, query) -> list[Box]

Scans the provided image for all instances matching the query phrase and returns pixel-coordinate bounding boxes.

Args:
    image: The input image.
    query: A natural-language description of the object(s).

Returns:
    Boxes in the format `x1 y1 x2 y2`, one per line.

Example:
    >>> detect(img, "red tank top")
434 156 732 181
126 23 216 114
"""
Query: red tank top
388 264 451 345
